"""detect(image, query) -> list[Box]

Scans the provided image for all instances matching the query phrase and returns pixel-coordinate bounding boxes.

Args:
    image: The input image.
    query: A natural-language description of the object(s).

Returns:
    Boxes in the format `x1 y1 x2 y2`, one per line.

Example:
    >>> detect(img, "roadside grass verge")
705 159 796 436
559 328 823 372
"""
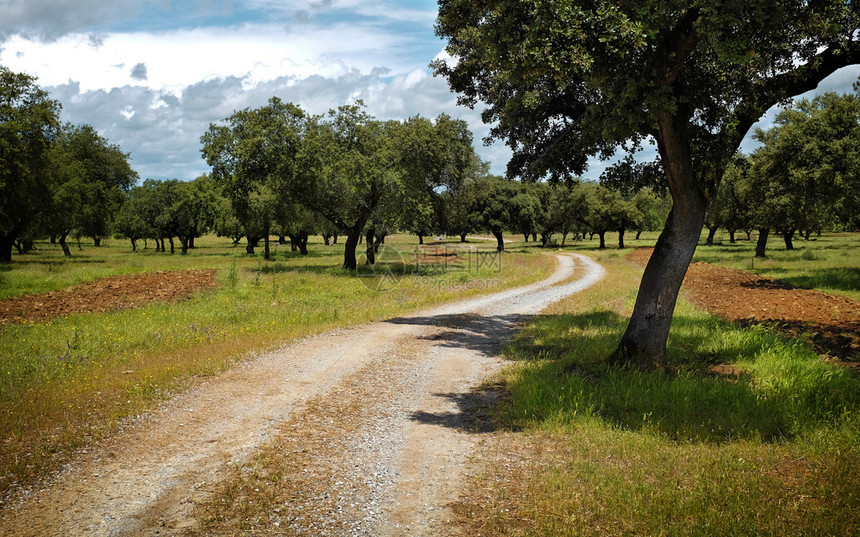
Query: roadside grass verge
0 234 554 497
539 230 859 301
467 253 859 536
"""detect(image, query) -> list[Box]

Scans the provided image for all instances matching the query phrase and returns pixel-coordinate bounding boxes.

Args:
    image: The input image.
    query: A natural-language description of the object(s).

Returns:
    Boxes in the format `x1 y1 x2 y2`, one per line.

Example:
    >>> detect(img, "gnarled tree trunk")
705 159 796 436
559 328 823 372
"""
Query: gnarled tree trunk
612 112 710 369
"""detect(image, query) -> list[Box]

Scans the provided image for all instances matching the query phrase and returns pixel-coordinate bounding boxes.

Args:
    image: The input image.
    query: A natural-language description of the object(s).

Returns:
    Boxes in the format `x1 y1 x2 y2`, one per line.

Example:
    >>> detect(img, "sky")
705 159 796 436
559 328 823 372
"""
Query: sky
2 0 860 182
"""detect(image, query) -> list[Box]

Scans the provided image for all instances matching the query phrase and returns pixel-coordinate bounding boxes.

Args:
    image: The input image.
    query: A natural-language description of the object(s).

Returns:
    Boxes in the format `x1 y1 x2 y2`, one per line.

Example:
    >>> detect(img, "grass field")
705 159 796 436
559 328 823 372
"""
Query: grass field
0 234 555 497
1 228 857 534
461 236 859 536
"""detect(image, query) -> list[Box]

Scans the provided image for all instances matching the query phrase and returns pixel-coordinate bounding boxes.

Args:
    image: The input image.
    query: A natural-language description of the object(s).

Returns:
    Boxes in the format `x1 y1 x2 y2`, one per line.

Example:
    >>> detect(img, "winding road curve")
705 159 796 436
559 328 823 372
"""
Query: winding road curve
0 253 604 536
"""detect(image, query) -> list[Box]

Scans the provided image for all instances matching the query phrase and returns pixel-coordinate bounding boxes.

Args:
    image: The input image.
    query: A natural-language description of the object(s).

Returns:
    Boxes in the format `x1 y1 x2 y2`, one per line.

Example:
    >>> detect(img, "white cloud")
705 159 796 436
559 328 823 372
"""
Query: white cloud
1 23 409 92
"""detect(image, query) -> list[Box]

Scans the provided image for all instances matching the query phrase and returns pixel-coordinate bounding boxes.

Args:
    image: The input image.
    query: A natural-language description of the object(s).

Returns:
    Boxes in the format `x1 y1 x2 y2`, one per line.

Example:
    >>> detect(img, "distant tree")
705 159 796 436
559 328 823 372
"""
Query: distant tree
170 176 218 254
435 0 860 367
707 157 752 244
510 182 544 243
438 156 488 242
578 183 642 249
115 185 155 250
291 103 402 270
751 92 860 256
631 187 670 240
45 124 137 255
212 196 244 245
0 68 61 262
465 175 517 251
202 97 307 260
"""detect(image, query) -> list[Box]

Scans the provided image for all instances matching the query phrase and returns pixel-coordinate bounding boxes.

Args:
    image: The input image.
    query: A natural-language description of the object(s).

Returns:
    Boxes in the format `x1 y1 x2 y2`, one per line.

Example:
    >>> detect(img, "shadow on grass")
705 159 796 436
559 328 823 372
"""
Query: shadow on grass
409 310 860 444
780 267 860 293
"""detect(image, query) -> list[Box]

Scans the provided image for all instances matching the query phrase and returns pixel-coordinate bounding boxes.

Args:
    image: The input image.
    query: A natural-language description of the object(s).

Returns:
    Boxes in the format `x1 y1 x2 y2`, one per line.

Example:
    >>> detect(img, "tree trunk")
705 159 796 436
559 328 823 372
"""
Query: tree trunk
131 238 137 251
783 229 795 250
93 237 102 247
523 233 528 242
245 235 255 254
755 228 770 258
180 236 189 255
729 229 736 243
323 233 332 246
618 229 626 249
13 241 23 255
460 233 467 243
50 236 56 244
418 233 424 245
492 231 505 252
59 233 72 257
706 225 718 246
561 231 568 245
611 112 710 369
189 236 196 249
532 233 537 242
540 233 550 247
264 234 270 260
289 233 309 255
598 231 606 249
343 228 361 270
333 233 338 244
365 228 376 265
635 230 643 240
168 237 175 254
0 235 14 262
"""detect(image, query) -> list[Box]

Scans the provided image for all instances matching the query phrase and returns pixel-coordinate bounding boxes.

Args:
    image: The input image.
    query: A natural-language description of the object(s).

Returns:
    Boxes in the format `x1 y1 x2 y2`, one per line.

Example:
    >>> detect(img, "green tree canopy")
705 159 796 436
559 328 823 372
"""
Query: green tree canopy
750 92 860 256
0 67 61 262
45 124 138 255
201 97 307 259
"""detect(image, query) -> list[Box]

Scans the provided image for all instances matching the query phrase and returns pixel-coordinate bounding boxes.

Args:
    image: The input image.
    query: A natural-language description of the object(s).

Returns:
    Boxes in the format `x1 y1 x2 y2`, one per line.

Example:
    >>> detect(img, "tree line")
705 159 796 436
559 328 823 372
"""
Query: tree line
706 91 860 257
2 66 675 266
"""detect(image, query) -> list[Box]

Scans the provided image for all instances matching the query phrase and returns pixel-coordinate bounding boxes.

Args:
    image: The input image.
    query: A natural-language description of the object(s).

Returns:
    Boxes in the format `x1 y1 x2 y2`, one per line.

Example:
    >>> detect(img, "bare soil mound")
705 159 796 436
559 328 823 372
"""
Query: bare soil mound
628 248 860 365
0 269 218 325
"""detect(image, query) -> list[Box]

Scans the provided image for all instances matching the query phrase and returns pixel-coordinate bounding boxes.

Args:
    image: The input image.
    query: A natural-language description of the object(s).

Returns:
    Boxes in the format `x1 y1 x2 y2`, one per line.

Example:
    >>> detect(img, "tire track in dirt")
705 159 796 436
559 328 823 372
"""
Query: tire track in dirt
0 254 604 536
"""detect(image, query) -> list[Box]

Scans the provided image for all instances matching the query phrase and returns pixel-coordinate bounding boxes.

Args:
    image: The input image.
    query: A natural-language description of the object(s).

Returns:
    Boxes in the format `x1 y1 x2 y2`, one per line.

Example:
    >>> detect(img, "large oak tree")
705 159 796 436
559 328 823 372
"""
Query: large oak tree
434 0 860 367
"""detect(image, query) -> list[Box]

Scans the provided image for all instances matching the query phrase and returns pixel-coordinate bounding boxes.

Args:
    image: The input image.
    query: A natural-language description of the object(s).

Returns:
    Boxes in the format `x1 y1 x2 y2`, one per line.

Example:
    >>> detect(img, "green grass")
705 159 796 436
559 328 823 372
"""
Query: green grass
523 229 859 301
0 234 555 496
466 252 859 536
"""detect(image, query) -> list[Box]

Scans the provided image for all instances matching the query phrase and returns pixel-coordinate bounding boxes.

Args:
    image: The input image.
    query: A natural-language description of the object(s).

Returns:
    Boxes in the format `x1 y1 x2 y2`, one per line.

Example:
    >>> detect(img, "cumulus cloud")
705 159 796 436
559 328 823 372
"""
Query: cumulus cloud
49 67 511 181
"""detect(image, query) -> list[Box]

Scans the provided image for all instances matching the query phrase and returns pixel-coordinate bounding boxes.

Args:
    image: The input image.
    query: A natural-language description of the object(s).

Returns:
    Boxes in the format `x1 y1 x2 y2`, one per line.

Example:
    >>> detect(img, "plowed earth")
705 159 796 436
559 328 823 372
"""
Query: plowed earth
628 248 860 366
0 269 218 325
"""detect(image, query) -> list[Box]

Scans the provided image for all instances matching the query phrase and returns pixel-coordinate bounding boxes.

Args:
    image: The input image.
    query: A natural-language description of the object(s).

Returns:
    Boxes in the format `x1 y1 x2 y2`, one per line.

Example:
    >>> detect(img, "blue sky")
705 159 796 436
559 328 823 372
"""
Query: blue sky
2 0 859 182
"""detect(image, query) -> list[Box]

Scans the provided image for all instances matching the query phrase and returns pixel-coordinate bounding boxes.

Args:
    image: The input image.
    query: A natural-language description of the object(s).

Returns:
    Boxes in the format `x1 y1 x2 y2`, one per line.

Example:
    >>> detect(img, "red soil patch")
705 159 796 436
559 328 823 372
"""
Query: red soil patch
413 246 467 267
627 248 860 366
0 269 219 325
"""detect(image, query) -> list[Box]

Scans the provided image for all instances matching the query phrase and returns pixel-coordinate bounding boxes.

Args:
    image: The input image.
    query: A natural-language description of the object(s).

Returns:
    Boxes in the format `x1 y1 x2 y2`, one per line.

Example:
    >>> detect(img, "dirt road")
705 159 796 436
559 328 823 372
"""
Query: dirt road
0 253 604 536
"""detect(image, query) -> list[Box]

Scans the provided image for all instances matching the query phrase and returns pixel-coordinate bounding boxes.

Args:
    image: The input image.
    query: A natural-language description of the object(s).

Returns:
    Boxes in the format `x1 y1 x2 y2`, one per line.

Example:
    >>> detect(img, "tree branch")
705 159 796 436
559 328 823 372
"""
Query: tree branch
726 41 860 152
